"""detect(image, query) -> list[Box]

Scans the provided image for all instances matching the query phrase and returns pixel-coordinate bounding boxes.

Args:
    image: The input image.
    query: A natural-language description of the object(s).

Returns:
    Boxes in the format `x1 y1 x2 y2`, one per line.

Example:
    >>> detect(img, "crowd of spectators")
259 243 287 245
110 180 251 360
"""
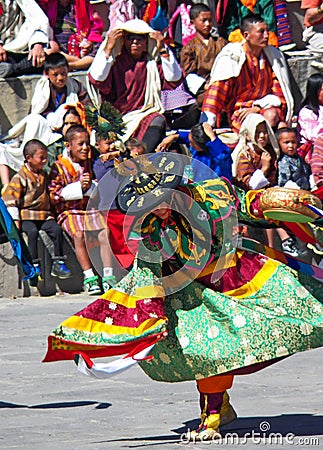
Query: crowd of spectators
1 1 323 293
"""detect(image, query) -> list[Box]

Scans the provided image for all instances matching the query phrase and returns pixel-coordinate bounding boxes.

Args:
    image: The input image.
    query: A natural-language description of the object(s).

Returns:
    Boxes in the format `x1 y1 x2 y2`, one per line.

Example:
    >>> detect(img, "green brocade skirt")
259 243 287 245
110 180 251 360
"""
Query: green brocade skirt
45 178 323 381
45 250 323 383
139 254 323 382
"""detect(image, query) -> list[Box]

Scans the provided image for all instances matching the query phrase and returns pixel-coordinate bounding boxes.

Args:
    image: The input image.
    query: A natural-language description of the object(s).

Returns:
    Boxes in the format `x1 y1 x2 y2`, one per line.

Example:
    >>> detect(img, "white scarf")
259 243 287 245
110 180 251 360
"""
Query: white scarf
121 57 163 142
209 42 294 125
6 77 81 139
231 113 280 178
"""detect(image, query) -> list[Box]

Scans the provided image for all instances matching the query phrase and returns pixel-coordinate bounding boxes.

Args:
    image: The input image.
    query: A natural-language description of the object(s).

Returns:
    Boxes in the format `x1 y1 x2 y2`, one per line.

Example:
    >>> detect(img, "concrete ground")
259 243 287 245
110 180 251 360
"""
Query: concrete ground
0 293 322 450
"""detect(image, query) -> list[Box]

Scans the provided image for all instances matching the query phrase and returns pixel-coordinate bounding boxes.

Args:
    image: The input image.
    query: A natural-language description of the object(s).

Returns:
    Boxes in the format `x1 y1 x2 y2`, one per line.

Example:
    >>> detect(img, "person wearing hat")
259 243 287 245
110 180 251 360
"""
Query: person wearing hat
88 18 183 153
45 151 323 441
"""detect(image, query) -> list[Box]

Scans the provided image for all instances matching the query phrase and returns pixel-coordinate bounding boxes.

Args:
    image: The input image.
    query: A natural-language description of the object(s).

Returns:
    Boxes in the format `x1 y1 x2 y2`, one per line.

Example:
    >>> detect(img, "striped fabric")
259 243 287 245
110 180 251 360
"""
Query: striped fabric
0 0 23 46
180 34 227 82
284 222 317 245
54 3 77 53
235 145 277 190
53 2 100 57
3 165 54 221
274 0 292 46
43 266 168 362
48 157 106 238
202 45 286 132
43 251 274 364
311 135 323 188
58 209 107 237
240 236 323 279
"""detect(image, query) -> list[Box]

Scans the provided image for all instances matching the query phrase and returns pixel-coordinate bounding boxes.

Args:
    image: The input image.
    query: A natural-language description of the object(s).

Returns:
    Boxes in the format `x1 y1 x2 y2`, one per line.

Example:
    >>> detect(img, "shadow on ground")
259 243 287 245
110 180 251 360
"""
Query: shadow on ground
0 400 111 409
178 413 323 437
93 414 323 446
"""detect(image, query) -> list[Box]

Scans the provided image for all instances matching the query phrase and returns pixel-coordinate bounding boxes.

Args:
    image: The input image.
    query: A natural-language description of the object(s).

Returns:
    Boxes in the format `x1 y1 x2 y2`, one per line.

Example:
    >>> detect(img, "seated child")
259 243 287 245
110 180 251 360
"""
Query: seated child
48 125 115 294
124 138 147 157
93 135 123 182
232 113 303 257
44 104 86 174
276 127 311 191
2 140 71 280
90 106 140 269
180 3 226 108
94 136 147 177
232 114 279 191
157 122 232 181
0 53 90 187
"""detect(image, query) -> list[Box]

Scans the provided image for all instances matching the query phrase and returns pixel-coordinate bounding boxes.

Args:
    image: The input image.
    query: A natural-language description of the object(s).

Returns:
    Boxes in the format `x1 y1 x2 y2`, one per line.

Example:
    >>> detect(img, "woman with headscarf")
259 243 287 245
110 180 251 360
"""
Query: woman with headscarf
232 113 304 257
231 113 279 191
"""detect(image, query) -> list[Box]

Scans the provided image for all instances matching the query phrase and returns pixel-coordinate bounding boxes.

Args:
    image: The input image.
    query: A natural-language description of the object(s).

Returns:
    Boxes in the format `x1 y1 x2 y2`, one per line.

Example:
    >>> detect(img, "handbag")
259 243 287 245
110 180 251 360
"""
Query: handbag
161 83 196 112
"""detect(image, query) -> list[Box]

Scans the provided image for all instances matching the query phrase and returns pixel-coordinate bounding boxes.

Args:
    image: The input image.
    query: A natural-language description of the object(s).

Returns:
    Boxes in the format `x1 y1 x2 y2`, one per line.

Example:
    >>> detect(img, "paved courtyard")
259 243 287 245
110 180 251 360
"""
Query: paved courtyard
0 293 322 449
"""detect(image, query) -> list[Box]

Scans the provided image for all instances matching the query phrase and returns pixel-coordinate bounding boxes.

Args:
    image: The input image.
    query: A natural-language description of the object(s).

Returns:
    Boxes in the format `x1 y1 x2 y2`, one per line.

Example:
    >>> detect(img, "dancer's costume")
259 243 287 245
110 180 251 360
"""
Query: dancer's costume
44 153 323 440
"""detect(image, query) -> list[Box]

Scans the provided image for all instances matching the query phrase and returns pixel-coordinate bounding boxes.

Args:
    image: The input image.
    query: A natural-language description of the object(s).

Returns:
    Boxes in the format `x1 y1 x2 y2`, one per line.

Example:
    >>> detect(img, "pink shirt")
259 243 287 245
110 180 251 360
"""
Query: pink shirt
298 105 323 144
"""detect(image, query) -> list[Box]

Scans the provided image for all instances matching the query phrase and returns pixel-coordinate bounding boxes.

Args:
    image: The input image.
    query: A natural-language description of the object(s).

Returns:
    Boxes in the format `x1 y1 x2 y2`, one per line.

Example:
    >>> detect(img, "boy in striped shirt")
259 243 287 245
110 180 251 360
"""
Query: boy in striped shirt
3 139 71 280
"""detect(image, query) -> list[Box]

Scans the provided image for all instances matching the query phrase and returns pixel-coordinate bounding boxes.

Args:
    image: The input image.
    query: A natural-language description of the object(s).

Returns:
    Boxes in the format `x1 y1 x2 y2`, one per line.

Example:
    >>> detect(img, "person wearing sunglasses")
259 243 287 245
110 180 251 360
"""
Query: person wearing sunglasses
88 19 183 153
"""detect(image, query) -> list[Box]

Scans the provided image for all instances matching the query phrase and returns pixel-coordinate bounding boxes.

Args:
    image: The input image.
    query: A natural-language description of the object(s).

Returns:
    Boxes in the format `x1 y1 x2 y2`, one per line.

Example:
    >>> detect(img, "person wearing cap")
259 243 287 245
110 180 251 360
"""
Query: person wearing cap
45 151 323 441
88 18 183 153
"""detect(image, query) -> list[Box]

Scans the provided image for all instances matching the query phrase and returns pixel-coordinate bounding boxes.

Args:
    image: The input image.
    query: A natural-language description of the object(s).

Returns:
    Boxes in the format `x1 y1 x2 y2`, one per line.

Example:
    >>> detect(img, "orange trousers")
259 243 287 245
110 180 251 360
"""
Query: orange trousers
196 375 234 394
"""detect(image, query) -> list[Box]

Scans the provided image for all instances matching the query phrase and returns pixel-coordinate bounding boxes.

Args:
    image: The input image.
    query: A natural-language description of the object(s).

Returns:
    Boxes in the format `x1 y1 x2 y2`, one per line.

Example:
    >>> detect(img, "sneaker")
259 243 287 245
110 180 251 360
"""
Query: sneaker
51 260 72 279
307 242 323 255
102 275 116 292
83 275 102 296
281 238 301 257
